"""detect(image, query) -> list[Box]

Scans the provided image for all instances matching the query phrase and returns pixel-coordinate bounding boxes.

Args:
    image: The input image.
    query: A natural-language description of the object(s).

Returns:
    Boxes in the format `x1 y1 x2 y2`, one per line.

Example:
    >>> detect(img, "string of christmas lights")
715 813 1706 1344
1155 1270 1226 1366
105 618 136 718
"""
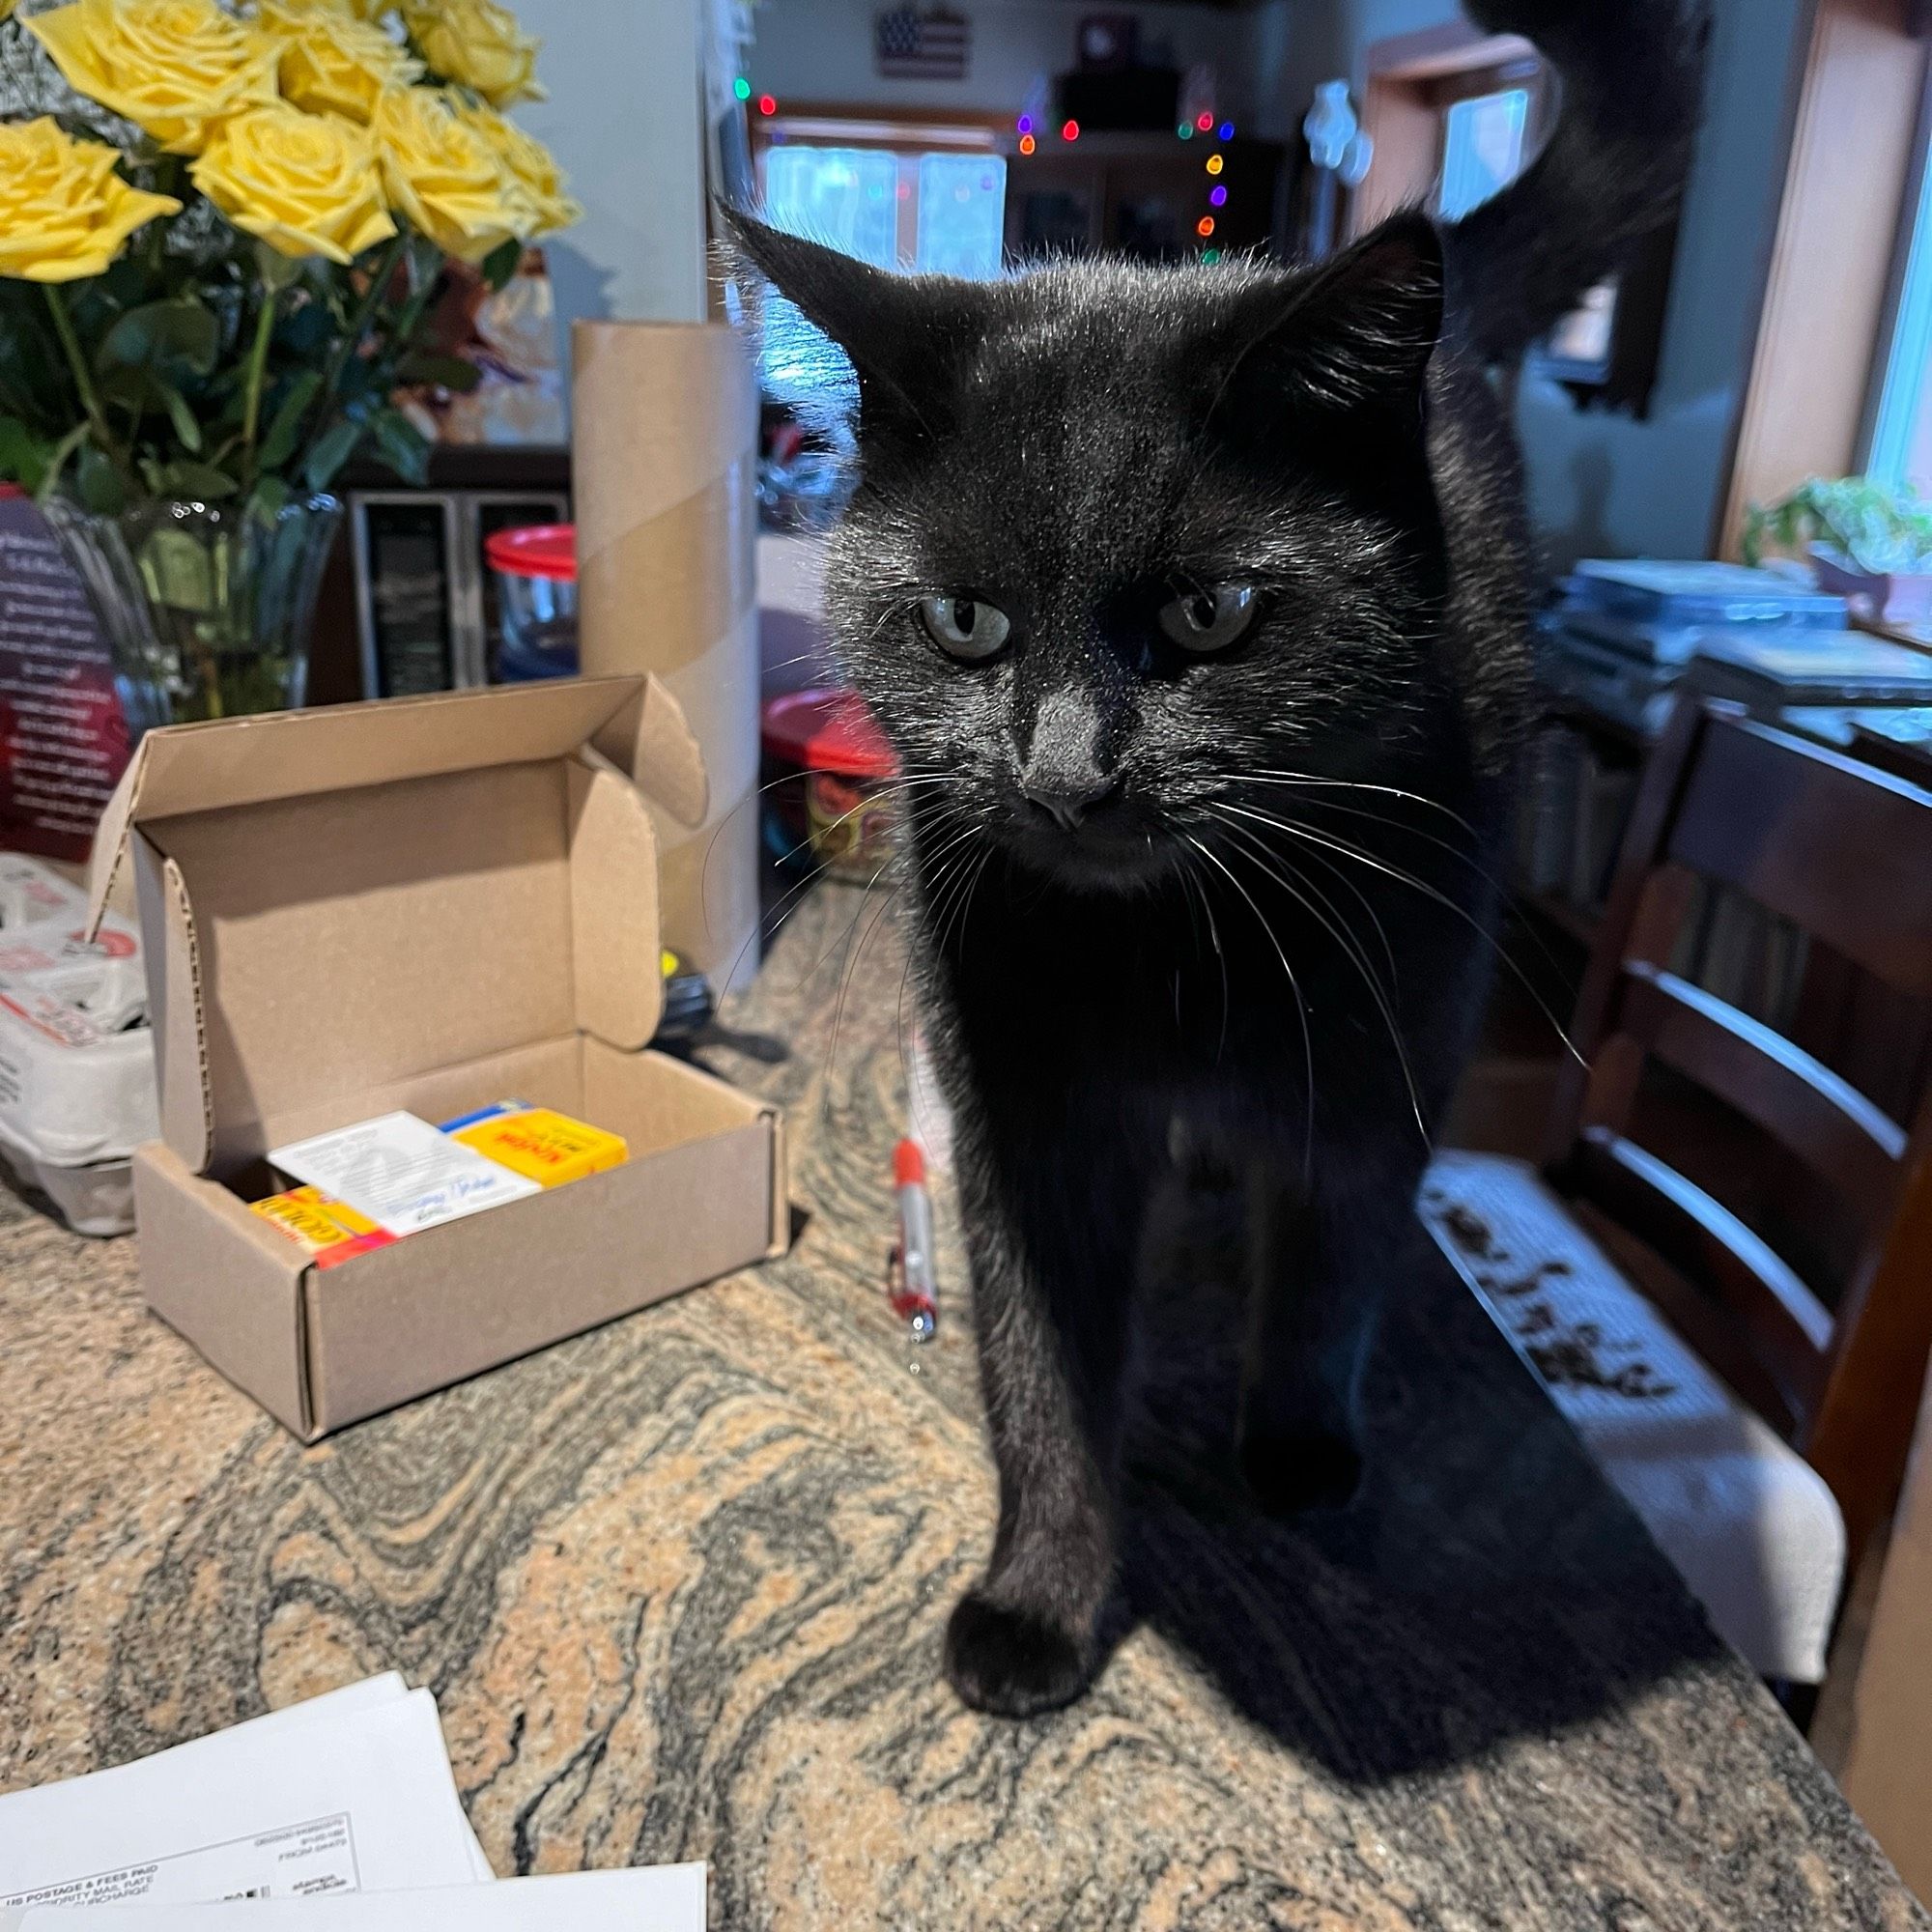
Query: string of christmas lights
732 78 1234 264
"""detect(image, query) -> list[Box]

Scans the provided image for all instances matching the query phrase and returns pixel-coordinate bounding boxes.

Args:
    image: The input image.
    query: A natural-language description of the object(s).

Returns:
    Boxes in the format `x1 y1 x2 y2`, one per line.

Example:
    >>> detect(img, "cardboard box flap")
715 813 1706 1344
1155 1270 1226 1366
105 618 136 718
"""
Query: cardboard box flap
139 745 685 1173
569 759 663 1048
88 677 654 933
590 674 709 830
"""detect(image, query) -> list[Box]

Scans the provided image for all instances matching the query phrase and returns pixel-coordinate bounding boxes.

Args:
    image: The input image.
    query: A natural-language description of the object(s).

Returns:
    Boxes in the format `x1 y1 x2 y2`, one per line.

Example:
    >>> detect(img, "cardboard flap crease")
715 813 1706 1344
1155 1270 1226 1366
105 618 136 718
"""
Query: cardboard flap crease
86 675 704 930
588 673 709 830
92 680 709 1174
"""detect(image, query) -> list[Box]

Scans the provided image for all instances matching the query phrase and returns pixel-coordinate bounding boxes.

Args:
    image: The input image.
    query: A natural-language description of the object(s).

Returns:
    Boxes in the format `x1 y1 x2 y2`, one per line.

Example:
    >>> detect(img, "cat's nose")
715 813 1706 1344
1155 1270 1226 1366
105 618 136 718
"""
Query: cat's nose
1022 776 1118 831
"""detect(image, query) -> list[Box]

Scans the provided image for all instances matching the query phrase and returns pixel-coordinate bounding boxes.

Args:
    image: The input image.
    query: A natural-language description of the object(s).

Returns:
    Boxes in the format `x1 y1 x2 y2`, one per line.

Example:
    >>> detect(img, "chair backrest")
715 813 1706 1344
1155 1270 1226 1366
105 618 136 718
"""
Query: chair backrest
1544 697 1932 1567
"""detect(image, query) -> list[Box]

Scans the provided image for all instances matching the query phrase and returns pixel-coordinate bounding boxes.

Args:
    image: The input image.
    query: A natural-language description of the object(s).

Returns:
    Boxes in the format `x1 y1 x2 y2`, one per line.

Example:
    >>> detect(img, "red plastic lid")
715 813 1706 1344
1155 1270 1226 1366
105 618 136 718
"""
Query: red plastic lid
761 686 897 780
484 523 576 582
894 1138 925 1186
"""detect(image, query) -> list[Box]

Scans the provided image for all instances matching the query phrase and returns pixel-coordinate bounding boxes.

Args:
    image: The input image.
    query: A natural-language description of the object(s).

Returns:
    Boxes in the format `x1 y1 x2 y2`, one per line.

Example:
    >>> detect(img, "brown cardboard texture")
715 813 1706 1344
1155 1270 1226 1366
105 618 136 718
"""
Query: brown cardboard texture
96 678 785 1440
573 320 759 983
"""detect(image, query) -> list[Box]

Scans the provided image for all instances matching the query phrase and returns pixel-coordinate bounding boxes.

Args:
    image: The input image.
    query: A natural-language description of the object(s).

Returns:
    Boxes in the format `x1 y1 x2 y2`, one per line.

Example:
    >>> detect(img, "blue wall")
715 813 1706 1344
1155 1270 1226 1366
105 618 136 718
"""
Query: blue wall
1268 0 1810 564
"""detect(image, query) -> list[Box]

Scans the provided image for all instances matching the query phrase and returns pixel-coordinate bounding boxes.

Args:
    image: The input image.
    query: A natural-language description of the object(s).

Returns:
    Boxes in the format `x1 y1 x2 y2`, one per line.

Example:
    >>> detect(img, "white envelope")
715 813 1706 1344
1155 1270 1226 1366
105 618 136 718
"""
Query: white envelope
4 1868 706 1931
0 1679 487 1914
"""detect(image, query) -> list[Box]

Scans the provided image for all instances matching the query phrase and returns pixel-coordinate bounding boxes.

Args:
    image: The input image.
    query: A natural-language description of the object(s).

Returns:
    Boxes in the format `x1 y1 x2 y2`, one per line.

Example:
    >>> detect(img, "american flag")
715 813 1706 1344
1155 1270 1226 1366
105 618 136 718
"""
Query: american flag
874 5 971 80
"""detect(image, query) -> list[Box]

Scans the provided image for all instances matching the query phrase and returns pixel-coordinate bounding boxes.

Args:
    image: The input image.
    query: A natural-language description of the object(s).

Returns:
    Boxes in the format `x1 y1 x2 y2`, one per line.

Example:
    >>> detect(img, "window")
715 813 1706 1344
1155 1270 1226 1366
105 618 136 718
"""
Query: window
753 119 1007 403
762 146 900 270
1437 86 1531 220
1355 28 1544 235
1867 109 1932 492
914 152 1008 278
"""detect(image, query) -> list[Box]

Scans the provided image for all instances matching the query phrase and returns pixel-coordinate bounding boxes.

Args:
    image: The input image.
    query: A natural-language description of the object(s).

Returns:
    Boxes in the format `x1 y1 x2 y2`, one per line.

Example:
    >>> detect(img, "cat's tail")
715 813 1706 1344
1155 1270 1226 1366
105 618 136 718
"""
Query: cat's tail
1442 0 1707 365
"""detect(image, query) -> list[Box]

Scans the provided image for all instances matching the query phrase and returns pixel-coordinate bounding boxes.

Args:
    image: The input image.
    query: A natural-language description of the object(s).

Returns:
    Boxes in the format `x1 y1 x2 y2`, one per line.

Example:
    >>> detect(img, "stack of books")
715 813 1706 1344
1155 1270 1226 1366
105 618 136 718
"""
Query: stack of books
1522 559 1881 927
1537 559 1850 741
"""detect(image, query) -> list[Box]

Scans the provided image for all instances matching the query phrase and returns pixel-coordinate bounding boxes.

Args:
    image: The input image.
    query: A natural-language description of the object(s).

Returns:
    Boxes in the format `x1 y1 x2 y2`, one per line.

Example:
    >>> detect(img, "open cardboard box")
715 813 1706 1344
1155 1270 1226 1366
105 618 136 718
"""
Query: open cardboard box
87 675 787 1440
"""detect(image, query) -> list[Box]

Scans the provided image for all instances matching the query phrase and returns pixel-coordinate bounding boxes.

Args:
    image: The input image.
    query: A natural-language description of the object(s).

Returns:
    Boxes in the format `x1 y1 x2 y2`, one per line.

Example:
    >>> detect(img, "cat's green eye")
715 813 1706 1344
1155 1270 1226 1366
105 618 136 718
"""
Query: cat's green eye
1158 582 1259 655
919 593 1011 663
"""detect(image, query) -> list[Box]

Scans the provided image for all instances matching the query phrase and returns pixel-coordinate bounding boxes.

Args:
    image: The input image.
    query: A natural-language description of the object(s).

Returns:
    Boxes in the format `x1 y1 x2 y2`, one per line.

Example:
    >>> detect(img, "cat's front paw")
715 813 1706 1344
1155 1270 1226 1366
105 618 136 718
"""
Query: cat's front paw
945 1590 1097 1718
1238 1423 1364 1516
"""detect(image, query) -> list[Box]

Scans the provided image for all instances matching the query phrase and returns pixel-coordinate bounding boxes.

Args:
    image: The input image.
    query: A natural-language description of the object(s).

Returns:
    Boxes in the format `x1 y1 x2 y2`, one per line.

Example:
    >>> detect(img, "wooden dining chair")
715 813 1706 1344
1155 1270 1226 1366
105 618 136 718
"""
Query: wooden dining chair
1422 696 1932 1686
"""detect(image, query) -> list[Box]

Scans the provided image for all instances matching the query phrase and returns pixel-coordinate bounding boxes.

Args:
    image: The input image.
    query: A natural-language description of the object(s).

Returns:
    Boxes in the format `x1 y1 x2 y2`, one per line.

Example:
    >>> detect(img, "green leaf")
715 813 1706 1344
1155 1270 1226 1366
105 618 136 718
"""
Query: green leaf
304 415 362 493
138 523 215 610
404 233 443 297
212 384 250 431
396 352 482 393
97 298 220 378
75 443 128 516
250 474 293 524
0 417 52 494
37 423 93 504
95 365 209 456
369 407 431 486
254 241 305 293
154 461 240 501
257 370 323 472
159 382 204 454
480 238 523 293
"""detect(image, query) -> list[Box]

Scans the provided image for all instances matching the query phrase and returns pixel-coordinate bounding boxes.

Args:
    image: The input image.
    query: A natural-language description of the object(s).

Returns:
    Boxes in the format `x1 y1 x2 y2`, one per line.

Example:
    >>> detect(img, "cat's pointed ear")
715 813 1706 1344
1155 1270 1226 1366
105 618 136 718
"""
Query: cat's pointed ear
1214 211 1444 428
722 208 989 445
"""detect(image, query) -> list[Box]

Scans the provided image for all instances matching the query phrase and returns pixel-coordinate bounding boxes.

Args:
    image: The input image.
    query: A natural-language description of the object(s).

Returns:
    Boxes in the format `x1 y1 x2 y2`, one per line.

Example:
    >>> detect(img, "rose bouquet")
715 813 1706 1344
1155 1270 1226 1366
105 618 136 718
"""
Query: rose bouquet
0 0 580 722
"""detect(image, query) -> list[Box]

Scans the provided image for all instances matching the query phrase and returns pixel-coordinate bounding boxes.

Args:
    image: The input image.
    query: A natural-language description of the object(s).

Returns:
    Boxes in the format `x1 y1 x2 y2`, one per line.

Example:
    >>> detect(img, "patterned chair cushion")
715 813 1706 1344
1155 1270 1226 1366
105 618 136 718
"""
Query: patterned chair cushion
1419 1151 1845 1683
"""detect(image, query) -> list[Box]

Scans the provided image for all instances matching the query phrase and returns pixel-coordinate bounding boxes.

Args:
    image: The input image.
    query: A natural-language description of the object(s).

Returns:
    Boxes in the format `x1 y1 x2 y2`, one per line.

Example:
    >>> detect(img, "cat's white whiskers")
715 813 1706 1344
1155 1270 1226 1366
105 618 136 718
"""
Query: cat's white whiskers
1182 829 1318 1175
734 774 967 999
1225 800 1587 1070
897 820 991 1122
1205 807 1429 1153
818 779 991 1102
1170 840 1230 1062
1251 785 1586 996
1242 770 1483 842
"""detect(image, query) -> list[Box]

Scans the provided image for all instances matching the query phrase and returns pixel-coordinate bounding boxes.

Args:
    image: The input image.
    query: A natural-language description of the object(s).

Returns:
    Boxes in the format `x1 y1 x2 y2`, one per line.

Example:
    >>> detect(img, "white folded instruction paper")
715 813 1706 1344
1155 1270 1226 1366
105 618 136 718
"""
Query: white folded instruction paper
0 1675 489 1915
2 1867 708 1930
269 1112 540 1236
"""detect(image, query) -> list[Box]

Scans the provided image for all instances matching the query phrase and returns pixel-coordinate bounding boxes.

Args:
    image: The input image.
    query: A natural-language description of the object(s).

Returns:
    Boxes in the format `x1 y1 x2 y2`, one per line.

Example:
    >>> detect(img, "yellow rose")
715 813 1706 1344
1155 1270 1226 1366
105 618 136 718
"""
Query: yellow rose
400 0 543 108
374 85 532 264
261 0 393 17
455 99 581 238
259 0 421 123
191 103 396 263
0 118 182 284
26 0 279 156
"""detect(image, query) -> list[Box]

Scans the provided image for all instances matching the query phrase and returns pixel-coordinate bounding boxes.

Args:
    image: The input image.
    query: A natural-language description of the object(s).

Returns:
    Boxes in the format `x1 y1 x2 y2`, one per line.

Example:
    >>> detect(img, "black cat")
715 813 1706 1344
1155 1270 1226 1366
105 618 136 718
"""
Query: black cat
733 0 1703 1717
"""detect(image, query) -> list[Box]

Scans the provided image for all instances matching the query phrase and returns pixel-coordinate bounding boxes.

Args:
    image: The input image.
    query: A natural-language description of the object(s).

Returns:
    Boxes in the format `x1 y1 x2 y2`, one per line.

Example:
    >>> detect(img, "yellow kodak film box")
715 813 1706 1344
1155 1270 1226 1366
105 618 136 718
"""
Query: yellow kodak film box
250 1187 396 1268
451 1107 628 1188
285 1185 383 1238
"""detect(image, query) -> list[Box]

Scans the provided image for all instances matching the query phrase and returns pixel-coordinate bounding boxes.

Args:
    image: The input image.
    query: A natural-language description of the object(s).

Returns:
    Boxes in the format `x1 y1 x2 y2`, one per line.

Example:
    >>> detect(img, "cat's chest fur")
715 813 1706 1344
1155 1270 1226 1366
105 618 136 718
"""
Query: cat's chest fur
918 842 1485 1156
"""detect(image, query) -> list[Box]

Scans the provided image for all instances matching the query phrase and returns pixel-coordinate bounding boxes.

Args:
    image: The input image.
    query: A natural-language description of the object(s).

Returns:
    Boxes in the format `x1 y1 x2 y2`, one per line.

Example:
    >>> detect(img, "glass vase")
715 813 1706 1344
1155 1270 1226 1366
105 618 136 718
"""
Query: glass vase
44 494 343 740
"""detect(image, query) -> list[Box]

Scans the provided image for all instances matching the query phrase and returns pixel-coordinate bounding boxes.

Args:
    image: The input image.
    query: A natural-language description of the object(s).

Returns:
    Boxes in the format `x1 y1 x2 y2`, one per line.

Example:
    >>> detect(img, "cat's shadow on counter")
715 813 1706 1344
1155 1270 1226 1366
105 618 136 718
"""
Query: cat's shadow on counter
1109 1181 1732 1785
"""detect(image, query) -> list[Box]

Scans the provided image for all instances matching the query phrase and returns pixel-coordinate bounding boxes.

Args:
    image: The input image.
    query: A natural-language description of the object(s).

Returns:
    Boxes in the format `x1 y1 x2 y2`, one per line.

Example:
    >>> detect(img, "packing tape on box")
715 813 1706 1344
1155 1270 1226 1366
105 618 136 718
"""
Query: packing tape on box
653 611 761 983
578 458 756 676
573 320 760 984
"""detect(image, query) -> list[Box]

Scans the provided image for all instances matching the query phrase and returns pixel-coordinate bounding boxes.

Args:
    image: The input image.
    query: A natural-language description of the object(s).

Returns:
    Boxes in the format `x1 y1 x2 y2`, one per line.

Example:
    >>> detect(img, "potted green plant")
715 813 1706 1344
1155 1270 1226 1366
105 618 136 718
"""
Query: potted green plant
0 0 579 732
1741 475 1932 626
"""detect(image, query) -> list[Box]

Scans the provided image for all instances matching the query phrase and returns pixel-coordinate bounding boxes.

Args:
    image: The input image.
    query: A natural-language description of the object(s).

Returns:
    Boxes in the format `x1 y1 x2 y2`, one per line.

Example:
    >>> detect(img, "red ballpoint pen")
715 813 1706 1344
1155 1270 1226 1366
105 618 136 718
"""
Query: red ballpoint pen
888 1137 938 1343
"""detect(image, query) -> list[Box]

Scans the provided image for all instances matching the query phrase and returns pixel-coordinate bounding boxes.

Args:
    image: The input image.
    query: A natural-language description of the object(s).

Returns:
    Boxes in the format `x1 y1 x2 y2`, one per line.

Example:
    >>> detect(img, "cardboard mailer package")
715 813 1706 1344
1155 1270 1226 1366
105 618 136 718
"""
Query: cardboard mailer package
572 321 761 987
86 676 787 1440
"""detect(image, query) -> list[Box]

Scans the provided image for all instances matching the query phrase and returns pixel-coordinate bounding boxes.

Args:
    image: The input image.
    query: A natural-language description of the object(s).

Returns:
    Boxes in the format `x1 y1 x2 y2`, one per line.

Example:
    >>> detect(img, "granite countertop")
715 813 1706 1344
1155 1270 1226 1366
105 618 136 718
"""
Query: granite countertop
1 882 1923 1930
